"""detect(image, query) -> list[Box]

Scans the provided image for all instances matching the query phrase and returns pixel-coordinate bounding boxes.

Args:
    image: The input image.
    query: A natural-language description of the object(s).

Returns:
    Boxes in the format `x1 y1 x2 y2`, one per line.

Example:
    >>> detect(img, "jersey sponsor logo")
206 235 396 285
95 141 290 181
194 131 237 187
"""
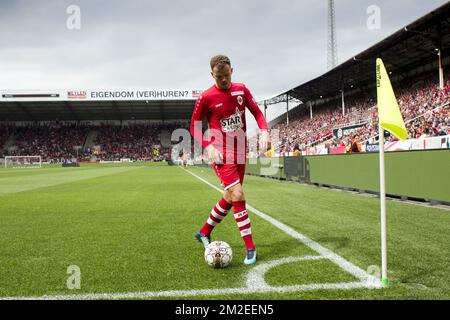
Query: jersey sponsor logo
220 107 244 132
237 96 243 105
231 90 244 96
215 103 223 108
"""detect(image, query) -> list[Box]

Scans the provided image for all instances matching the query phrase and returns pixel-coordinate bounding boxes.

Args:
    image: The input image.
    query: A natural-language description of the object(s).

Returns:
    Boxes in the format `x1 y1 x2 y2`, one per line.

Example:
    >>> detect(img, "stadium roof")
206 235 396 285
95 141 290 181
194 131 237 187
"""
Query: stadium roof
263 2 450 105
0 89 198 121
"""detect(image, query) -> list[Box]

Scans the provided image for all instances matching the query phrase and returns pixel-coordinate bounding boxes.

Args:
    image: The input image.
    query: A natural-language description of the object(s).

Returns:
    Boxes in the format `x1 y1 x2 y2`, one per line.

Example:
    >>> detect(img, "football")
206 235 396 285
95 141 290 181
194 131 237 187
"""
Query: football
204 241 233 268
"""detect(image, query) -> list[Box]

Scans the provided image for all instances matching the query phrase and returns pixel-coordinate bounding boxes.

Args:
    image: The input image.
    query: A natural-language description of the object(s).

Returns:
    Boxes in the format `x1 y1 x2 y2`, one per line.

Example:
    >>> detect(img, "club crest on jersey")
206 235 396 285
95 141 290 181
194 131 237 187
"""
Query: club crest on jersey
237 95 243 105
220 107 244 132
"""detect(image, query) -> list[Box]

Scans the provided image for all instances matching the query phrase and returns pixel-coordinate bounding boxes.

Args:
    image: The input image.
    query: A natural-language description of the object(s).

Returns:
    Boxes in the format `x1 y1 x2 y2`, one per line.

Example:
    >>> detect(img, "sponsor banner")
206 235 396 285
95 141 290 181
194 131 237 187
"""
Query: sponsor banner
423 134 450 150
370 135 449 152
302 146 329 155
67 91 87 99
410 139 425 150
365 143 379 153
329 146 347 154
333 123 366 139
0 89 203 102
384 140 413 151
192 90 203 98
291 135 449 157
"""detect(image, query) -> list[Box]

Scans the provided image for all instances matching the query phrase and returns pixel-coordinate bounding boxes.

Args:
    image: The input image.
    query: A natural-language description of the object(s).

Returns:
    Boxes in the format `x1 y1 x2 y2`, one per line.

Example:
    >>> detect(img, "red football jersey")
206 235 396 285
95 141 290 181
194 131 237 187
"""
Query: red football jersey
190 83 268 162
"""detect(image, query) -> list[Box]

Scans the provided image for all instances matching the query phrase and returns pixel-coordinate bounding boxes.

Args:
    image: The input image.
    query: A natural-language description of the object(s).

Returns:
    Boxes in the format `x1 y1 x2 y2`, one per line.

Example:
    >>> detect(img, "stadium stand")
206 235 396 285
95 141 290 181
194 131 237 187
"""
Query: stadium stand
271 71 449 155
0 122 188 163
256 2 450 156
0 74 448 162
4 124 90 163
92 123 186 162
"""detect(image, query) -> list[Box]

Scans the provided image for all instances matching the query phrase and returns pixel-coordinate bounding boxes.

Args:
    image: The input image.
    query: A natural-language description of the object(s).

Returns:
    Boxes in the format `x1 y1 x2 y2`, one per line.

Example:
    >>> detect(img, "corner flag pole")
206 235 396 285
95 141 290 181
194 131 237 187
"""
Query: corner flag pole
376 58 408 287
378 124 388 286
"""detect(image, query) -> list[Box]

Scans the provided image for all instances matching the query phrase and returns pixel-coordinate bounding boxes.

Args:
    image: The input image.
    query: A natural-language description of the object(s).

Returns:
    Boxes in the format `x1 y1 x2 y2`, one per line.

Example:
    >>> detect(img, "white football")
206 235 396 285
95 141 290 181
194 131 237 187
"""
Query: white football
204 241 233 268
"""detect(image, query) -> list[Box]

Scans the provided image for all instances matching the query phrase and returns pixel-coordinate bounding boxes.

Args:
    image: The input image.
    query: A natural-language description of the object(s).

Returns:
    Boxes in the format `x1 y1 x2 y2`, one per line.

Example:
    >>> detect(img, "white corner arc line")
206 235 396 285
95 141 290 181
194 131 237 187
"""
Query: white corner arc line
246 255 327 289
184 168 380 286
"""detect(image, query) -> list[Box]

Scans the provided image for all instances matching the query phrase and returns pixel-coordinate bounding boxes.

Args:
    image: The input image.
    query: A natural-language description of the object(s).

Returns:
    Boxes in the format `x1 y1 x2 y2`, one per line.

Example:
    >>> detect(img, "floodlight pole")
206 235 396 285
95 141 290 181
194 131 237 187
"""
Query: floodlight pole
378 125 389 287
309 101 313 119
341 88 345 116
327 0 338 70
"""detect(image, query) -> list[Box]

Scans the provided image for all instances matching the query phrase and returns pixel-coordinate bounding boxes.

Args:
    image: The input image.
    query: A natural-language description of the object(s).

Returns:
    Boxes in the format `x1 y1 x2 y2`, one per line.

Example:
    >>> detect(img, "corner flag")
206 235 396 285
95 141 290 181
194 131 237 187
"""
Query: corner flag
376 58 408 287
376 58 407 140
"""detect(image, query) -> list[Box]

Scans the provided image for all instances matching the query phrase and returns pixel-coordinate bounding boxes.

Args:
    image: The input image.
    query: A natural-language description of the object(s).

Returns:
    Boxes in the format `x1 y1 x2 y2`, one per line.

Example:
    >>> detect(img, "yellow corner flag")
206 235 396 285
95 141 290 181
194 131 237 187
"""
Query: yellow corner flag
376 58 408 140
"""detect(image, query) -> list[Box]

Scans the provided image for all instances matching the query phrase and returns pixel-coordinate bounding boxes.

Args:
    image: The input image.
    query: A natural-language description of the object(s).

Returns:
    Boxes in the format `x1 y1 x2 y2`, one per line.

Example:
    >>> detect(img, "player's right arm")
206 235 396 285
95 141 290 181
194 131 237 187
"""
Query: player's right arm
190 95 223 163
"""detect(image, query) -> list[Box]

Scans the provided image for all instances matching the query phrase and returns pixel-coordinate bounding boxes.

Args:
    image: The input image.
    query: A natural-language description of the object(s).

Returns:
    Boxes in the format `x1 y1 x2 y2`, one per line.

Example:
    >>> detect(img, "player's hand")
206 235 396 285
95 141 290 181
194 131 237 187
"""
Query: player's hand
259 130 269 154
206 145 223 164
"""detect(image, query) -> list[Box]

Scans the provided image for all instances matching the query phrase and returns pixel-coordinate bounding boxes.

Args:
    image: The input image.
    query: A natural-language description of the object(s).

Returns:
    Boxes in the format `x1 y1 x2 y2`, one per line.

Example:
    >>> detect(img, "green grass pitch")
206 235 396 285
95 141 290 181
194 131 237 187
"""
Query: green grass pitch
0 163 448 299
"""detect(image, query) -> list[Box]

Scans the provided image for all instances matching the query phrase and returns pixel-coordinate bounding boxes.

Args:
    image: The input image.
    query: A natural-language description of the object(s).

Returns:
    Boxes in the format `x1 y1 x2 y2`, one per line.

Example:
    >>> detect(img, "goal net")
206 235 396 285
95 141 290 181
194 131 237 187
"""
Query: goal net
4 156 42 169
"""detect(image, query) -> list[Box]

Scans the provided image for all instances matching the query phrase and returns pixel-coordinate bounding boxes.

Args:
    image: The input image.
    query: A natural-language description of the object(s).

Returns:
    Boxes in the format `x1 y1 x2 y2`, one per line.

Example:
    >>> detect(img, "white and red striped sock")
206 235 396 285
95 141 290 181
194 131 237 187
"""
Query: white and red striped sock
232 200 255 250
200 198 232 236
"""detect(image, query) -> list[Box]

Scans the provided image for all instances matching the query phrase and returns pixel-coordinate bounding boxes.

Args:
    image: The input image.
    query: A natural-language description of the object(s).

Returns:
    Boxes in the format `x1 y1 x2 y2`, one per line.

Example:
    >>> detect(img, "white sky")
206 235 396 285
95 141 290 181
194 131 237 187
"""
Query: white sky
0 0 447 129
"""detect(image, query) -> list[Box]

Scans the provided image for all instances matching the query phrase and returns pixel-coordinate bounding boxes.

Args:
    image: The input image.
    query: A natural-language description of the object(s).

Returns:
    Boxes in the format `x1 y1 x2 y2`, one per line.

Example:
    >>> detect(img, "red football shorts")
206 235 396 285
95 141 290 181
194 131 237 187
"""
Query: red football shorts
212 163 246 190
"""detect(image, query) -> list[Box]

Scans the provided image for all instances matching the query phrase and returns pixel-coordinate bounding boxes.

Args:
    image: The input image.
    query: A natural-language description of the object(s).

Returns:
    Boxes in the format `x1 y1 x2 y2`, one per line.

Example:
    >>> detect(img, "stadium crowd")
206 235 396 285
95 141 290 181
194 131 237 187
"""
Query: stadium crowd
0 122 188 163
270 71 450 155
93 123 186 161
4 124 90 163
0 126 13 152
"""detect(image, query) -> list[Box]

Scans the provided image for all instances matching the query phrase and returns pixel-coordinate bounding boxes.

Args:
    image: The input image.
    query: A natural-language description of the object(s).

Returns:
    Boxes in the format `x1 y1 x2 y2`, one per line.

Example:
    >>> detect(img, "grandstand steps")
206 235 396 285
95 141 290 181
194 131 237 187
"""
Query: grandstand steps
83 130 100 161
84 130 99 149
3 133 17 152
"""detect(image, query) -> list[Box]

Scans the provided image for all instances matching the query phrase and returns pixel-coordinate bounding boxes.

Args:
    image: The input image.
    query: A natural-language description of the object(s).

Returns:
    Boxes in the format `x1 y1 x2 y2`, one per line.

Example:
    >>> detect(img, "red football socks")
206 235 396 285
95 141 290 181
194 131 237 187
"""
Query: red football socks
200 198 232 236
232 200 255 250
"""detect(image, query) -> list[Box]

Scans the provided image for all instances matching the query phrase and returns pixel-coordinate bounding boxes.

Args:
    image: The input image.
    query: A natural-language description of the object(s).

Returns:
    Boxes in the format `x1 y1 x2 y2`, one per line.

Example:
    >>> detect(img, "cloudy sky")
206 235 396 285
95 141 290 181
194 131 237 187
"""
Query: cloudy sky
0 0 448 127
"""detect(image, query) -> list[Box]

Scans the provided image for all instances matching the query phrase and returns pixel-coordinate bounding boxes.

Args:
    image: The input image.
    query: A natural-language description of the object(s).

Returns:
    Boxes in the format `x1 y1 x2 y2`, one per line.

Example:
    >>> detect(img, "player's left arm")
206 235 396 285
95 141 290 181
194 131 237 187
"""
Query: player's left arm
243 85 269 151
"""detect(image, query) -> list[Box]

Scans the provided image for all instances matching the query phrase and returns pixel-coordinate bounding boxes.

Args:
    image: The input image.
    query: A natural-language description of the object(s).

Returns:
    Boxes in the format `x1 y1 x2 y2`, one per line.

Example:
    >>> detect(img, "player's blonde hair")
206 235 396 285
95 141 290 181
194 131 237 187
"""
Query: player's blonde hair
210 55 231 70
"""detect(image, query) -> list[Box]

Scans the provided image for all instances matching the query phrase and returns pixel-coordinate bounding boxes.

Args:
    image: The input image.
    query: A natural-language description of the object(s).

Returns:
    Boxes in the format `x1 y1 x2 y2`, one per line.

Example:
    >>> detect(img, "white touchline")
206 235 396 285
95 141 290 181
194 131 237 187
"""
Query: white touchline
184 168 381 287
